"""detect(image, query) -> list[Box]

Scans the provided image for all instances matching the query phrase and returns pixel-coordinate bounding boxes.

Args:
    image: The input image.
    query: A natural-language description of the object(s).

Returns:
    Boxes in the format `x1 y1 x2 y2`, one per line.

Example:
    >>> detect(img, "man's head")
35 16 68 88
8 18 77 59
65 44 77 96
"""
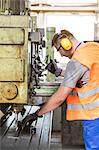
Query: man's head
52 30 78 58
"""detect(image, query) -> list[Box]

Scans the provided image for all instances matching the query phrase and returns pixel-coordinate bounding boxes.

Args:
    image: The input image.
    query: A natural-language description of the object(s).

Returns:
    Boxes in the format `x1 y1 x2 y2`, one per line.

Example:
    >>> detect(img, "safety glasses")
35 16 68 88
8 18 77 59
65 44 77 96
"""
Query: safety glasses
57 45 61 51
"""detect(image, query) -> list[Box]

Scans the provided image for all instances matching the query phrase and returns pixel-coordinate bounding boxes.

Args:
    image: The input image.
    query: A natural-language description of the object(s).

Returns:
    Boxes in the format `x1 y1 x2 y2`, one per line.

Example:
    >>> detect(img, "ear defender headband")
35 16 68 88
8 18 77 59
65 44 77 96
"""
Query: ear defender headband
58 33 72 51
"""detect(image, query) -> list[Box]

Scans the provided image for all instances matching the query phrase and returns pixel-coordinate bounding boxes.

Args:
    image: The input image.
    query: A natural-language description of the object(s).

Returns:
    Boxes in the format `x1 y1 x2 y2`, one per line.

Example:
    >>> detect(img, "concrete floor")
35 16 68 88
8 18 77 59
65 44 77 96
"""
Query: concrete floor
50 132 85 150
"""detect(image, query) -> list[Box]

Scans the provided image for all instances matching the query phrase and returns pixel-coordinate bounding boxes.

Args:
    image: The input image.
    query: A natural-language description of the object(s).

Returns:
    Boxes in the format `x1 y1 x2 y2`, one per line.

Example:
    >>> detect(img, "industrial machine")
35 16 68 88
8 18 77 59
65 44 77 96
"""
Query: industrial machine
0 16 29 104
0 0 59 115
0 1 84 148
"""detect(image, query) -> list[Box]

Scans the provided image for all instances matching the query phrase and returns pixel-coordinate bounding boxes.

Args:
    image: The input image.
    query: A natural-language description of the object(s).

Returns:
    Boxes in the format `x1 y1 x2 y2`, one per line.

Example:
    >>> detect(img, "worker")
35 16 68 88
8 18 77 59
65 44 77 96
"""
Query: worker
22 29 99 150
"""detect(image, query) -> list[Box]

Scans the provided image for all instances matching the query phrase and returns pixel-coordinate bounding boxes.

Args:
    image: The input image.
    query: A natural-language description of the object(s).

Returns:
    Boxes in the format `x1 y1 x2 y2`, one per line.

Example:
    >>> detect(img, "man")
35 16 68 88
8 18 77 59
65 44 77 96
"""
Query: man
22 30 99 150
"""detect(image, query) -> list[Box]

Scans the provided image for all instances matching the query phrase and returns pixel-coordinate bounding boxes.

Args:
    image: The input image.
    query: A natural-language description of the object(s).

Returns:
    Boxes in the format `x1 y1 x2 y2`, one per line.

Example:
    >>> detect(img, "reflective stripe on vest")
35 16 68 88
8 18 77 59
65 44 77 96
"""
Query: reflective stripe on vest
67 98 99 110
78 87 99 99
67 43 99 120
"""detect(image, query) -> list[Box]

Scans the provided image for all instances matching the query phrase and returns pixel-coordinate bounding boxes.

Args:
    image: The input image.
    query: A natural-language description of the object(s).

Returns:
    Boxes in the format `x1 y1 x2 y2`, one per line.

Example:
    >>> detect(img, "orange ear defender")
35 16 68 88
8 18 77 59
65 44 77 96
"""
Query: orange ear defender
60 38 72 50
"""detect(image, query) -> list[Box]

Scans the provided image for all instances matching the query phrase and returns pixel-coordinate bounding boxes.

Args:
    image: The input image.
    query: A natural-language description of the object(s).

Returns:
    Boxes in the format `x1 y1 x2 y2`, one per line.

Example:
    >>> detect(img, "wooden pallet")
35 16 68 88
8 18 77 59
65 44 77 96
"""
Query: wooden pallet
0 106 53 150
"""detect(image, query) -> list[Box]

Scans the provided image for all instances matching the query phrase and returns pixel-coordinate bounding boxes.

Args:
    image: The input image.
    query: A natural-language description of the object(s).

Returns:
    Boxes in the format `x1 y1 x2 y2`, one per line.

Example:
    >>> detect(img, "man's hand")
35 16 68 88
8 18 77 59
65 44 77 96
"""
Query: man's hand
16 110 43 134
22 113 38 126
45 59 62 77
19 111 42 129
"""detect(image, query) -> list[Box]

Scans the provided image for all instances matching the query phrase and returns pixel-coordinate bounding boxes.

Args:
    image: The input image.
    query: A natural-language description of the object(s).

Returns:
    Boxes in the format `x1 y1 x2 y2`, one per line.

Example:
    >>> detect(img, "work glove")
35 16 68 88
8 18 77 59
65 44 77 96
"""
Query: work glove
16 111 42 135
45 59 62 77
22 113 38 126
21 110 43 128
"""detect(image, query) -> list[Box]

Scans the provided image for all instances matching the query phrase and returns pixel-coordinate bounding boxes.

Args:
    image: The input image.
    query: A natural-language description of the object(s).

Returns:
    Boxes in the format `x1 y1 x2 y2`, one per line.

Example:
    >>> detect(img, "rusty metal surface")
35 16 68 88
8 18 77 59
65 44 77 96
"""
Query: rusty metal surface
0 106 51 150
1 83 18 100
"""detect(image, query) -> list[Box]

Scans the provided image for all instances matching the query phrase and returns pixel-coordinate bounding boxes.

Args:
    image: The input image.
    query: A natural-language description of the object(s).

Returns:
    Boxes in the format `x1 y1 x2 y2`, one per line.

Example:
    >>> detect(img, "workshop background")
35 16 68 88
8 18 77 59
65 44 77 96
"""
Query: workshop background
0 0 99 150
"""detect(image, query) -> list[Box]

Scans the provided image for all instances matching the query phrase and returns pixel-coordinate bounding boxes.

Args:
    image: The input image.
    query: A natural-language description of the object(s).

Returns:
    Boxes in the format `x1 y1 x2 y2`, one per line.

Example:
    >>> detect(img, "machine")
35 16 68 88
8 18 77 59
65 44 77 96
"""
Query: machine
0 0 59 116
0 1 84 148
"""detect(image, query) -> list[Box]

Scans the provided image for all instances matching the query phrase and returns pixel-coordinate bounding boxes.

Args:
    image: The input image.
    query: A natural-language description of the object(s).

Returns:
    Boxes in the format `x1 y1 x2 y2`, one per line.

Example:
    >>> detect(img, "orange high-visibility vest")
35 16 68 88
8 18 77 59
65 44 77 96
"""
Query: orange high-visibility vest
66 42 99 120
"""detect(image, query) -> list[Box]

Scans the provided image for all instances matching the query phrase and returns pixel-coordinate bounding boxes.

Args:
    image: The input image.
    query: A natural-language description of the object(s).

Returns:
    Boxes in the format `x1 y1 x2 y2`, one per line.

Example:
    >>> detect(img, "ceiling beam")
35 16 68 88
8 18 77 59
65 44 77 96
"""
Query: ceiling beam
30 6 98 13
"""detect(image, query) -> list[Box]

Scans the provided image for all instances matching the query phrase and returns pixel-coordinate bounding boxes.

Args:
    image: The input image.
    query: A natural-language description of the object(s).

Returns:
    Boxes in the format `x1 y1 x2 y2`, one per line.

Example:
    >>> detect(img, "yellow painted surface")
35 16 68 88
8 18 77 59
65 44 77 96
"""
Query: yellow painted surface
0 59 24 81
1 82 18 100
0 28 25 45
0 16 29 104
0 82 28 104
0 16 29 27
0 45 22 58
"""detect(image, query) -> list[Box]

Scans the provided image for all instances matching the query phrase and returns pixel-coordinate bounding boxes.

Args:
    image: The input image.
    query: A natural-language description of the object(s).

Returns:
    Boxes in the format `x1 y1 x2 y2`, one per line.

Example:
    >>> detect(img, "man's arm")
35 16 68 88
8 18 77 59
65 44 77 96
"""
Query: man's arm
19 60 89 127
37 86 72 116
18 86 72 128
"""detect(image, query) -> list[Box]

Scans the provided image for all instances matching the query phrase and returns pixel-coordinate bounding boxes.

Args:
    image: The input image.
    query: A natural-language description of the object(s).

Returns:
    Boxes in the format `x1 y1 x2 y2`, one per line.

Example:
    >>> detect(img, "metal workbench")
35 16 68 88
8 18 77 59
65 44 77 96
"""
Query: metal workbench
0 106 53 150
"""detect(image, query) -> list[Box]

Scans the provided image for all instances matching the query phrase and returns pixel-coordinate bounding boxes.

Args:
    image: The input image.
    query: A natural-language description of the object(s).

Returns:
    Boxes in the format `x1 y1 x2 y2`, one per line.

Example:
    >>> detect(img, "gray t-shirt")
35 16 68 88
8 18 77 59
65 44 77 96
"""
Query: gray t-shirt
61 59 89 88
